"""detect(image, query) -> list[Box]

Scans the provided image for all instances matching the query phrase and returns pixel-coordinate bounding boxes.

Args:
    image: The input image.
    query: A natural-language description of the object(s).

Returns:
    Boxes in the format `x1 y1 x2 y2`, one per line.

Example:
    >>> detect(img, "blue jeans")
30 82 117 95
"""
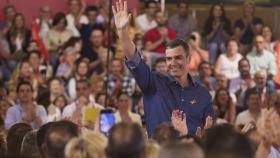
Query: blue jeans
208 42 226 65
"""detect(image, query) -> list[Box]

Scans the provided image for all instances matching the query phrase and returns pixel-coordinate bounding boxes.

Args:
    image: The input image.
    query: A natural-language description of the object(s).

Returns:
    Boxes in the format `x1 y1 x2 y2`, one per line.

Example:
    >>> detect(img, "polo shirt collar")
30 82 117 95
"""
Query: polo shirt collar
167 74 195 87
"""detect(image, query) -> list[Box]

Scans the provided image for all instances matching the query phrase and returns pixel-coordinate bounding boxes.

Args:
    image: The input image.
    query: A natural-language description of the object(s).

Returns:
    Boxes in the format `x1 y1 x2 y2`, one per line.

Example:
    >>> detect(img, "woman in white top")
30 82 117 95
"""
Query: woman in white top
215 39 242 79
114 92 142 126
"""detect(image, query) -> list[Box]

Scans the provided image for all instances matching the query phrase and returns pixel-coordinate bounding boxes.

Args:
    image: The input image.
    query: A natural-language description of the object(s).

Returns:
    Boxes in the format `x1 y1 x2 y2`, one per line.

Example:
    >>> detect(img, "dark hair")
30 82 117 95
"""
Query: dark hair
85 5 99 15
214 88 232 113
48 77 64 87
208 2 227 22
152 122 179 144
177 0 189 7
198 61 211 71
6 123 32 158
153 57 166 70
37 122 55 157
21 130 41 158
204 124 254 158
106 122 145 158
28 50 41 59
244 88 261 108
10 13 28 38
45 120 79 158
145 0 158 8
238 58 250 69
63 37 82 50
91 25 105 34
226 38 240 48
166 39 190 57
76 79 91 87
16 81 33 93
52 12 67 27
54 95 68 106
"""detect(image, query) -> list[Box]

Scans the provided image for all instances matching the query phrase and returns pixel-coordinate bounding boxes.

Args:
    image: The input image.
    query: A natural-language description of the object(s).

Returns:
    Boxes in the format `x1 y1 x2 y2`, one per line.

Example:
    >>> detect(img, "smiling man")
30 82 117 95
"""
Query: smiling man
112 0 214 137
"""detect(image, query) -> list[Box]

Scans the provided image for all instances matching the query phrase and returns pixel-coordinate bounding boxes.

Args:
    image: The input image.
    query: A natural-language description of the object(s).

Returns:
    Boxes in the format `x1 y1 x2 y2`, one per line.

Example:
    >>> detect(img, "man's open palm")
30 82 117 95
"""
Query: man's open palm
112 0 131 30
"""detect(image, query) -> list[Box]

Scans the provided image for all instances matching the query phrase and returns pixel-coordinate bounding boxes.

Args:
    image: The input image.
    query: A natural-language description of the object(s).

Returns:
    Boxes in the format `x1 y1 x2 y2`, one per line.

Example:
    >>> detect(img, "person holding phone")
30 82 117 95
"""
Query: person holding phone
112 0 214 137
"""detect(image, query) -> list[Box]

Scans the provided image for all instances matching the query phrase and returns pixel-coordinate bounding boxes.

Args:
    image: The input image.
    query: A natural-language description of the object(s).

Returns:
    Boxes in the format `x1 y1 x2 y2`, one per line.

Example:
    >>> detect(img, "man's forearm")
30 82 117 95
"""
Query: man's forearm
117 28 136 59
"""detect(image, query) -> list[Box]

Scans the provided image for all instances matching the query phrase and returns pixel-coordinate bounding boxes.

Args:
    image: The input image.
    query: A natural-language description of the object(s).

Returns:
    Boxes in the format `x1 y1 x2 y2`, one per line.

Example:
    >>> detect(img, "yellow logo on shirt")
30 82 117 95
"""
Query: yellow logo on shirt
190 99 197 105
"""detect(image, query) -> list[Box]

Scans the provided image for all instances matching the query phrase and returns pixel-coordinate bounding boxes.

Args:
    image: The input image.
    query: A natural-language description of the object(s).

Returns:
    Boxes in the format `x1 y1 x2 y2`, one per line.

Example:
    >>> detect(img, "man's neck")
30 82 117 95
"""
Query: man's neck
249 109 260 119
174 74 189 88
20 101 32 108
146 14 154 22
256 49 264 55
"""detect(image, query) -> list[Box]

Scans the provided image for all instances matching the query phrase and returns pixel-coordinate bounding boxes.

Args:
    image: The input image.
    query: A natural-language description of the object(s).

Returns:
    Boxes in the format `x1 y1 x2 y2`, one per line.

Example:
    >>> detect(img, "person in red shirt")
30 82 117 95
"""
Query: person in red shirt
144 10 177 54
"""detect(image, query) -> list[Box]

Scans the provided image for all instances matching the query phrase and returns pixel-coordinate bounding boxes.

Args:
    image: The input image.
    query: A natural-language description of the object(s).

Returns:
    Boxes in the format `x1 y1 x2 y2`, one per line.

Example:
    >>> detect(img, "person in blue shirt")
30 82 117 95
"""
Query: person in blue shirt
112 0 214 137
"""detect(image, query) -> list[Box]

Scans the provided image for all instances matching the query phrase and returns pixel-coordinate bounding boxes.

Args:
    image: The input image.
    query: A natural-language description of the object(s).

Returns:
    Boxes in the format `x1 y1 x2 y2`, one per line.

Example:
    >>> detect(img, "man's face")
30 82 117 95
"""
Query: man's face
76 82 90 98
117 94 131 111
90 30 103 48
146 3 157 16
29 53 40 68
247 94 261 111
239 60 250 76
155 61 168 76
165 46 189 78
68 0 81 14
255 36 265 52
216 75 228 89
15 15 24 28
254 72 267 88
40 6 52 20
50 80 63 95
199 63 211 77
111 60 123 77
5 7 16 21
178 3 188 16
87 11 98 24
155 12 166 26
18 84 33 103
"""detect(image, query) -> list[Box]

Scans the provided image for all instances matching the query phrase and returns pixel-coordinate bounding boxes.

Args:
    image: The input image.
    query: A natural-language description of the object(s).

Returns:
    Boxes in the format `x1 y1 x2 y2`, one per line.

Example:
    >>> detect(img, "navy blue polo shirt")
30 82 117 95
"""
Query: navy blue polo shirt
126 52 214 137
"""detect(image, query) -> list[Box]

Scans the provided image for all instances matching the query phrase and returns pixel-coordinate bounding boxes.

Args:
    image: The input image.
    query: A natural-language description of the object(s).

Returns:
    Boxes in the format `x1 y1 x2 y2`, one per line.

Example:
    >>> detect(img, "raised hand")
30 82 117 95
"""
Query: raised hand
171 110 188 136
204 116 213 129
112 0 131 30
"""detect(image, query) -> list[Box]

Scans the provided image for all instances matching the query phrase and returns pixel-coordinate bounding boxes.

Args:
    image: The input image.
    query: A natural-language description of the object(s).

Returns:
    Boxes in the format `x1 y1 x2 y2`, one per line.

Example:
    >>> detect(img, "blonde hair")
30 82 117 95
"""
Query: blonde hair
146 140 160 158
244 0 256 9
65 131 107 158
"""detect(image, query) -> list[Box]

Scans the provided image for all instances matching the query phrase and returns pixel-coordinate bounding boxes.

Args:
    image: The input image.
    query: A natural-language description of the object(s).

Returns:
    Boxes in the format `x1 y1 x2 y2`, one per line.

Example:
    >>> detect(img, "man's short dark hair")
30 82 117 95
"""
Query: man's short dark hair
198 61 211 71
152 122 179 144
244 88 261 108
106 122 145 158
145 0 158 8
76 79 91 87
16 81 33 93
238 58 250 69
37 122 55 157
21 130 41 158
166 39 190 56
86 5 99 14
45 121 79 158
91 26 105 34
52 12 67 27
6 123 32 158
153 57 166 69
28 50 41 59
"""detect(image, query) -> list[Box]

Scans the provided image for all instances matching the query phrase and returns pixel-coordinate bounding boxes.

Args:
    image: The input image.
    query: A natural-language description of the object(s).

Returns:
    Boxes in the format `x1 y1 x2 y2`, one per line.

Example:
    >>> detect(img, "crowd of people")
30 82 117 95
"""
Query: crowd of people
0 0 280 157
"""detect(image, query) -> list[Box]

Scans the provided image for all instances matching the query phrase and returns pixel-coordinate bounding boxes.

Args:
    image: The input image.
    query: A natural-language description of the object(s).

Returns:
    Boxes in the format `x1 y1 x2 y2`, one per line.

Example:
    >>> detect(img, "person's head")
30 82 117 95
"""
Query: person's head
90 27 104 48
76 59 89 77
91 75 105 95
262 26 273 42
52 12 67 30
153 57 168 76
45 120 79 158
110 58 124 77
76 79 91 98
226 39 239 56
39 5 52 21
209 2 226 19
117 92 132 112
155 10 167 27
198 61 212 77
145 0 158 16
243 0 256 17
0 133 6 158
96 93 106 107
19 60 32 79
215 74 228 89
204 124 254 158
37 122 55 158
68 0 82 15
49 77 64 95
86 5 99 24
21 130 41 158
3 4 16 21
254 71 267 88
16 81 33 104
64 47 78 64
254 35 265 53
54 95 68 110
65 131 107 158
28 50 41 69
245 88 261 112
152 122 179 144
188 32 202 48
64 37 83 52
177 1 189 16
158 141 204 158
214 89 232 118
238 58 251 77
27 40 40 52
106 122 145 158
165 39 190 79
6 123 32 157
12 13 26 29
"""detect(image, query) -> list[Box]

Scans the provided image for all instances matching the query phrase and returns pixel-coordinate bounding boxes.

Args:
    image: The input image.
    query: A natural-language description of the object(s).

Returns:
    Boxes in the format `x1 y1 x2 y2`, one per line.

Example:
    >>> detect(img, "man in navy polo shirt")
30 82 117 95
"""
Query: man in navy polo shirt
112 0 214 137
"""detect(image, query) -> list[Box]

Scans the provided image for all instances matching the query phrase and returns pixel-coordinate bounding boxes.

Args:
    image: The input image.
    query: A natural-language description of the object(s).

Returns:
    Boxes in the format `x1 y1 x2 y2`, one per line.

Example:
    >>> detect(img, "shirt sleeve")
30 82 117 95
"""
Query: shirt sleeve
268 53 277 76
125 51 156 93
4 107 17 129
203 94 215 125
